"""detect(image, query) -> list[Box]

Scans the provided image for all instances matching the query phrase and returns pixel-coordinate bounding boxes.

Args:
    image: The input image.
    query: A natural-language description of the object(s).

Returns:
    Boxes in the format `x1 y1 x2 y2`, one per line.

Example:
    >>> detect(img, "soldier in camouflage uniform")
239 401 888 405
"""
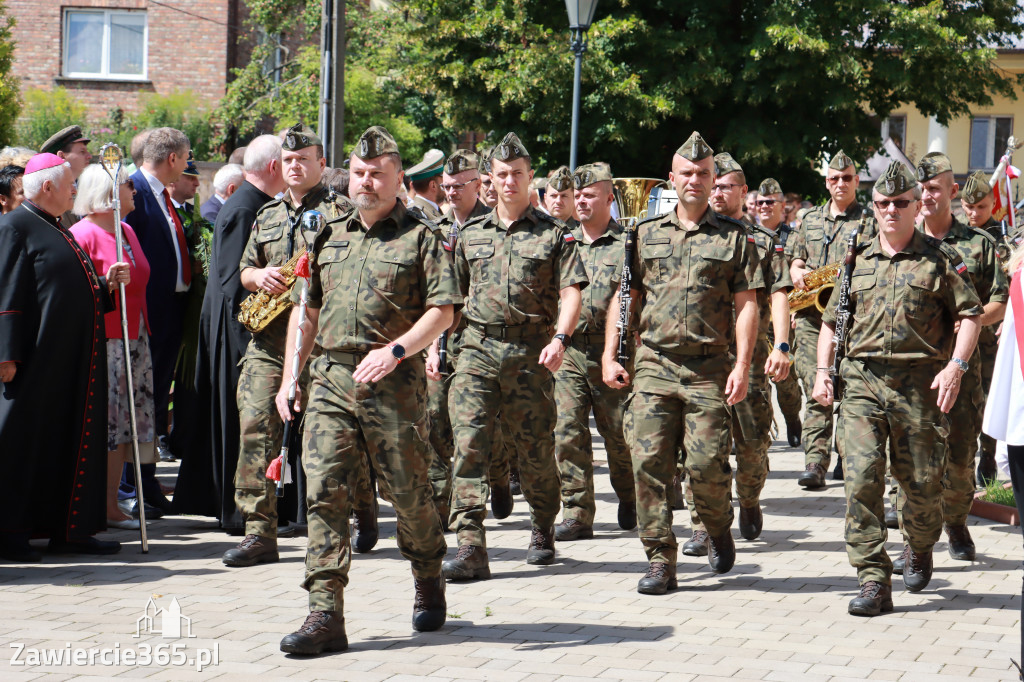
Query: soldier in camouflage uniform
441 133 588 581
551 163 635 542
545 166 577 227
224 125 358 568
276 126 459 655
602 132 764 595
787 151 870 489
893 153 1006 568
812 161 982 616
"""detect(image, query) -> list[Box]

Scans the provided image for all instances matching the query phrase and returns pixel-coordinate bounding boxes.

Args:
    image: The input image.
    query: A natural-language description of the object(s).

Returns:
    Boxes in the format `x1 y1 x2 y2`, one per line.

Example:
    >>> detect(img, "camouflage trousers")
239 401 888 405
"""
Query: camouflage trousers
555 342 634 526
687 372 772 533
794 314 834 469
302 353 445 612
449 327 560 548
631 349 734 565
940 362 984 526
838 359 949 586
978 336 998 459
768 329 803 426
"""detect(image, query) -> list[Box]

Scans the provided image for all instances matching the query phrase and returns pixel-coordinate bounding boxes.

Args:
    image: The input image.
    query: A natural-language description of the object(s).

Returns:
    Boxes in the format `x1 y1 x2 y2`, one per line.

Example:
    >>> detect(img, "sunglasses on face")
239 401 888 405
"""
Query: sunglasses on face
873 199 914 210
756 199 778 206
827 174 855 184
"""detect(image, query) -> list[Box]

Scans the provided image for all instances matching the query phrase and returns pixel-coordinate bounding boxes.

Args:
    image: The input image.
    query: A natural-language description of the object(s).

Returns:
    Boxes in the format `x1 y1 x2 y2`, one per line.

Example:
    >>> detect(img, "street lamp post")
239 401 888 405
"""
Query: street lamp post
565 0 599 171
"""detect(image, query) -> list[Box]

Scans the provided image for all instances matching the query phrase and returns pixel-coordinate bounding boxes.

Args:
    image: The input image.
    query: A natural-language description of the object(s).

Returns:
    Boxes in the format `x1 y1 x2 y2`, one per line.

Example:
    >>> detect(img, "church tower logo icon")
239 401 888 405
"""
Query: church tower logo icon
135 597 195 639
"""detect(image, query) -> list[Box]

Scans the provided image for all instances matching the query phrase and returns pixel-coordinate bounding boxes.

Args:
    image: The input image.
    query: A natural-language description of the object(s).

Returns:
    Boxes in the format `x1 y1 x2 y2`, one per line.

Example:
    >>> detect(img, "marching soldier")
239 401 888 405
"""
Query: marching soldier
276 125 458 654
603 132 763 594
545 166 577 225
787 151 869 489
552 163 636 542
812 161 982 616
901 153 1006 567
478 147 498 209
442 132 588 581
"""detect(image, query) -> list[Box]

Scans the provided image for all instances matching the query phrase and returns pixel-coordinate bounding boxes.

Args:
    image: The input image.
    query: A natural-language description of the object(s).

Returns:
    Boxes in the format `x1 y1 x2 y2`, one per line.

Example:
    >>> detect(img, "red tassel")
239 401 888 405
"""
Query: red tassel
265 455 283 482
294 253 310 278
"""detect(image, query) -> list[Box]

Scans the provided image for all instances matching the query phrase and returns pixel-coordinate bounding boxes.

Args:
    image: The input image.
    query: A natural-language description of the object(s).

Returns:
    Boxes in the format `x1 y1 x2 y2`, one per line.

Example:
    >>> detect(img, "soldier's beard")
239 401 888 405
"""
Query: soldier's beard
355 192 381 210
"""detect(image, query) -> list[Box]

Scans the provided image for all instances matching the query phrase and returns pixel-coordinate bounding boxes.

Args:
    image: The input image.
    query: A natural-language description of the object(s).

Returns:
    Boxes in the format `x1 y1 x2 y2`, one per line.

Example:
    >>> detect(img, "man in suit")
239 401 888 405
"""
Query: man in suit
124 127 191 509
201 164 244 223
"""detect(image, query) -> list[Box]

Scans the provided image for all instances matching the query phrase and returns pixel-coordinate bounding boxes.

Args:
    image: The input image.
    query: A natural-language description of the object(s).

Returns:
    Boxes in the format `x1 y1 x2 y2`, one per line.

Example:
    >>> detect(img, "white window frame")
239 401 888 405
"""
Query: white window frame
969 115 1014 171
881 115 906 151
62 9 148 81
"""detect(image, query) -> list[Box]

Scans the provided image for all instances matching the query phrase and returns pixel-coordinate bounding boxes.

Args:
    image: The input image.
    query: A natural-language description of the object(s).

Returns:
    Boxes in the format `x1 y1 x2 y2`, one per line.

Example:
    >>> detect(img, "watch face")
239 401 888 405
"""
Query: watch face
777 342 790 353
391 343 406 359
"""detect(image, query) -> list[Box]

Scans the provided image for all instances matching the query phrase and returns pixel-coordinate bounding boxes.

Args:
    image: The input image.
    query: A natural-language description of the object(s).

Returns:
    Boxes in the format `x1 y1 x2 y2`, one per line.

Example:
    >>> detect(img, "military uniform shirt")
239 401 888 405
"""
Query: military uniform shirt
786 200 869 270
454 206 589 327
304 200 461 352
572 219 625 335
626 208 764 355
748 223 793 365
822 230 983 362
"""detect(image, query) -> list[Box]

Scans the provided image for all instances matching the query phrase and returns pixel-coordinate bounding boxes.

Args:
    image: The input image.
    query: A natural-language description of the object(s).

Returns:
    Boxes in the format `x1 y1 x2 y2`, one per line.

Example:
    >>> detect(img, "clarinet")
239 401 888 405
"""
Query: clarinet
616 224 638 367
437 221 460 374
829 215 865 400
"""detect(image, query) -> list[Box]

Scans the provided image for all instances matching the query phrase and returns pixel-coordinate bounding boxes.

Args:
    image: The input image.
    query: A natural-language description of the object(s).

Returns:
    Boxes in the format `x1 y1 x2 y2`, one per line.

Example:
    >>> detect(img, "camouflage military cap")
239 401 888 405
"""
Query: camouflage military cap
714 152 743 177
530 177 548 191
676 131 713 162
916 151 953 182
478 146 494 174
40 125 90 155
548 166 573 192
354 125 399 160
828 150 857 171
874 161 918 197
758 178 783 196
573 163 613 190
961 170 992 204
444 149 480 176
492 132 530 163
283 124 322 152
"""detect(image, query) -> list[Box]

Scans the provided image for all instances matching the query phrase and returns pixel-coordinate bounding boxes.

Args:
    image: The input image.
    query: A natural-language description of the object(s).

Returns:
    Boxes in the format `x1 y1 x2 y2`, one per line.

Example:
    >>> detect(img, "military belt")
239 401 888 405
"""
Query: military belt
324 350 363 367
654 344 729 362
467 321 552 340
572 331 608 347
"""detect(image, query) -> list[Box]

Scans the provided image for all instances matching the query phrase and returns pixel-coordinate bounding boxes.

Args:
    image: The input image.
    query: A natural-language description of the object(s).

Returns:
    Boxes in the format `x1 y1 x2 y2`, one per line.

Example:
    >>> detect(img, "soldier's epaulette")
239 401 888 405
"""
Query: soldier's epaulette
254 196 285 218
714 212 747 231
406 205 440 234
635 213 664 230
925 235 971 276
969 225 999 246
751 223 778 243
460 212 491 231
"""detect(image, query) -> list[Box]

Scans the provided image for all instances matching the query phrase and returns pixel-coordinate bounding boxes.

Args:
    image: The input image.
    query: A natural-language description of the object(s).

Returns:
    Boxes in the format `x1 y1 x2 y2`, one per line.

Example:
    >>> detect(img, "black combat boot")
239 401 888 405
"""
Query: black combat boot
945 524 976 561
280 611 348 655
352 497 379 553
903 548 933 592
412 575 446 632
442 545 491 581
797 463 826 489
707 530 736 574
617 500 637 530
222 534 279 567
637 562 677 595
682 530 709 557
848 581 893 617
738 504 763 541
526 526 556 565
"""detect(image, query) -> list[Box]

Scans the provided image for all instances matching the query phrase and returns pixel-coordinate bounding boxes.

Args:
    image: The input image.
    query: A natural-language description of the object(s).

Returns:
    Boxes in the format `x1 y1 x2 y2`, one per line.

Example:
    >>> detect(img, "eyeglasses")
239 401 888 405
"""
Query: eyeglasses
873 199 914 210
441 179 478 193
827 174 855 184
121 179 135 191
712 183 742 193
756 199 778 206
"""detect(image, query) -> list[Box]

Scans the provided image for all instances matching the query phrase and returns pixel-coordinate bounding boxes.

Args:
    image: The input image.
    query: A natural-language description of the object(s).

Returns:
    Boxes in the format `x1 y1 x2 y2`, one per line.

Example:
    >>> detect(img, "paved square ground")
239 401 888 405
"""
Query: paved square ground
2 404 1022 680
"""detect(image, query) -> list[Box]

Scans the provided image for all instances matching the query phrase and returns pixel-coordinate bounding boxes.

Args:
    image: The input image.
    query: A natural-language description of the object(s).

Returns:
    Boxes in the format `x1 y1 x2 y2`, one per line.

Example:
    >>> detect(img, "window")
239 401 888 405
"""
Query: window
63 10 147 80
881 116 906 152
969 116 1013 170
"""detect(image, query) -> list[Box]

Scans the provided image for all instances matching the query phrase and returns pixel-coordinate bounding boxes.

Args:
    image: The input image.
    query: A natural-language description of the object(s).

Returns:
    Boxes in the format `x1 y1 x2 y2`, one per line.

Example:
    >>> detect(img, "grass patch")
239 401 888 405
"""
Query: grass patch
983 479 1017 507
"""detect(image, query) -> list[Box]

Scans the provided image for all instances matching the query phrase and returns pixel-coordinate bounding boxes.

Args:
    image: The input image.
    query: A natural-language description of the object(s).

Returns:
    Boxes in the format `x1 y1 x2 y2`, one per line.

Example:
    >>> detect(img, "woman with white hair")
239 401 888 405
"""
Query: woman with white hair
70 164 158 531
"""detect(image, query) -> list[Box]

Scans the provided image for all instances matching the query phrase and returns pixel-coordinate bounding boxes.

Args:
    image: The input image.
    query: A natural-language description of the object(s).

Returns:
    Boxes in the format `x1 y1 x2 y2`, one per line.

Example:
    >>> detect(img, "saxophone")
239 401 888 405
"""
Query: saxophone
787 262 842 313
237 248 307 333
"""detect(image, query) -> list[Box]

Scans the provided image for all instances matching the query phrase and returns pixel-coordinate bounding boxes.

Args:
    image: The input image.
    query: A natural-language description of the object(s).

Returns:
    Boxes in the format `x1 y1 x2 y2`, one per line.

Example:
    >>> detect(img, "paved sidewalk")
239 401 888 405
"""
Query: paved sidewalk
1 414 1022 680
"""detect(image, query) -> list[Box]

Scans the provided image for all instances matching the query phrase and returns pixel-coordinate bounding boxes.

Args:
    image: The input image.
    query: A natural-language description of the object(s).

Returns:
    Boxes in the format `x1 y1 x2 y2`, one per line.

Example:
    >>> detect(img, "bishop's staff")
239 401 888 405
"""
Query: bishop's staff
99 143 148 552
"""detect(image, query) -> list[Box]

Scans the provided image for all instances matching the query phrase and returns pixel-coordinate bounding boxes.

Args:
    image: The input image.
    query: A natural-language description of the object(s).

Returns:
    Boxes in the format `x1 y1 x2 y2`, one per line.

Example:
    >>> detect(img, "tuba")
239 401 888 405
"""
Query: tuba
787 262 842 313
614 178 669 227
237 248 307 333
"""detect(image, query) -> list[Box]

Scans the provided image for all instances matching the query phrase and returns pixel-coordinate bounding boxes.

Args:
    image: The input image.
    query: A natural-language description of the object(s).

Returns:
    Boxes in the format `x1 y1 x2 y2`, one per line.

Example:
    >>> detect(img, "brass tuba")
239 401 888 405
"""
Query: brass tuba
787 262 842 313
237 248 307 333
614 178 669 227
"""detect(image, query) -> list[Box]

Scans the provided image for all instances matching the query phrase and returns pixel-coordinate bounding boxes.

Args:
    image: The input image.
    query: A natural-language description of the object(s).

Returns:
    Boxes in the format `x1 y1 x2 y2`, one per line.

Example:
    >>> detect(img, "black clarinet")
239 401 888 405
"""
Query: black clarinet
437 222 460 374
829 216 865 400
616 224 638 368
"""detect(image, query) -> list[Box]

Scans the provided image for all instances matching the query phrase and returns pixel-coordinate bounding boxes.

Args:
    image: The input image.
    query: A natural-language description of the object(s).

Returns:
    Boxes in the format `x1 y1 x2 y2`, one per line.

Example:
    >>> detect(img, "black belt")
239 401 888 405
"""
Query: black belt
653 344 728 361
467 322 552 340
572 331 608 347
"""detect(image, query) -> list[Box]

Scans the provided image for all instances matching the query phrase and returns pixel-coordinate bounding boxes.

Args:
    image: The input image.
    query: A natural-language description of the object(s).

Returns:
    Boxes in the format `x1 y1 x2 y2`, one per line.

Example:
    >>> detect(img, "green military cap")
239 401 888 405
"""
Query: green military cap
758 178 783 196
916 151 953 182
444 149 480 175
283 124 322 152
354 125 399 160
40 125 90 155
548 166 574 192
676 131 713 162
714 152 742 177
874 161 918 197
530 177 548 192
829 150 857 171
492 132 530 163
961 170 993 205
478 146 494 174
407 148 445 181
573 163 613 190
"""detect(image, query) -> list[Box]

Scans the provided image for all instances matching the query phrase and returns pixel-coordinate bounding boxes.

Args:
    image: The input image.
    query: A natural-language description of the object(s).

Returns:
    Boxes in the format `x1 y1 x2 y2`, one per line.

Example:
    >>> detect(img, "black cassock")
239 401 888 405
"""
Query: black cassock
0 202 112 541
174 181 306 530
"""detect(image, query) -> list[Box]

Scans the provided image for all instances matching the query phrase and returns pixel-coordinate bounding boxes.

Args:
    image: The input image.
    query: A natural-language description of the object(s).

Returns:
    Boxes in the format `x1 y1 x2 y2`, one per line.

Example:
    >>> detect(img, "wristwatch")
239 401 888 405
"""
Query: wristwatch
949 357 968 373
554 333 571 348
774 341 790 353
387 343 406 364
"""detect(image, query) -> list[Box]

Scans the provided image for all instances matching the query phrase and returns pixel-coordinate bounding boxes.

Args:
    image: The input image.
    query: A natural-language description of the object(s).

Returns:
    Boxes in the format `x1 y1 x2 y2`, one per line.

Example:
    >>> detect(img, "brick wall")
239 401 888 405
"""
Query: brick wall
9 0 236 121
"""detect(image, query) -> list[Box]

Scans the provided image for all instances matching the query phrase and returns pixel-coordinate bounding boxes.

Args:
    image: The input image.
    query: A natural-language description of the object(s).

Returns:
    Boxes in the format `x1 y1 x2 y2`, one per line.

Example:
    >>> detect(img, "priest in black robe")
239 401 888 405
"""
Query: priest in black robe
0 153 130 561
174 136 288 531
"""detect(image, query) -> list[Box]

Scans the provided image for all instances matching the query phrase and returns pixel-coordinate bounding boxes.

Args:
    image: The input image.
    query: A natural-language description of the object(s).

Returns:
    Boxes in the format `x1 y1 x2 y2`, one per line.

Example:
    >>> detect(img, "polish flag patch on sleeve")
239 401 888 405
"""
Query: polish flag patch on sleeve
747 235 757 243
775 245 785 252
563 233 576 243
955 261 967 275
442 239 452 252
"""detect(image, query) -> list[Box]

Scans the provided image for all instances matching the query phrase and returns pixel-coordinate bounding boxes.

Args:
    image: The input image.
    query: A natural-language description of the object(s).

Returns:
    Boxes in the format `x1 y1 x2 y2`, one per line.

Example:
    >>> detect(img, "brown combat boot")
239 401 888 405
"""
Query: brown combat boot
442 545 491 581
903 548 933 592
892 544 909 575
280 611 348 655
945 524 976 561
848 581 893 617
682 529 709 557
637 562 677 595
526 526 556 565
222 534 279 567
412 575 446 632
797 463 826 489
554 519 593 541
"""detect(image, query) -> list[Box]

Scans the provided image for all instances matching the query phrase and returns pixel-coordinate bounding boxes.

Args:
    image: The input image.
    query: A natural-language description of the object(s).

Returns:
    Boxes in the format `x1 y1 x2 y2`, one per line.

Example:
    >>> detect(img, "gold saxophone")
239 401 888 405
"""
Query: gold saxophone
788 262 841 313
237 249 307 333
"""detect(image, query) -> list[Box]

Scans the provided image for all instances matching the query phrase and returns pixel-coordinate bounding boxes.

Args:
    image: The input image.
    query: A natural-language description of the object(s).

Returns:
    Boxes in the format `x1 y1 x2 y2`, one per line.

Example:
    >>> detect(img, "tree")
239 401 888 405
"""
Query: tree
0 0 20 146
385 0 1024 196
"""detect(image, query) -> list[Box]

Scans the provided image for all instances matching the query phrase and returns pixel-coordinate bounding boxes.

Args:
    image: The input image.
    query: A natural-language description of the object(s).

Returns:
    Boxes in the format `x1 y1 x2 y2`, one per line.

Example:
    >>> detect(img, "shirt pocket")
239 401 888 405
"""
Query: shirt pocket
641 240 673 283
906 272 942 321
849 271 875 322
694 245 734 290
374 250 418 294
317 240 350 291
467 239 495 282
512 240 554 285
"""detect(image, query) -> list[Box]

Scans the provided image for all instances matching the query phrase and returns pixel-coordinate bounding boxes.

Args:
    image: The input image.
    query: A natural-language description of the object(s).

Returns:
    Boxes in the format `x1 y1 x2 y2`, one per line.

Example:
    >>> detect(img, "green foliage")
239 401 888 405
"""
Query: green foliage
983 479 1017 507
16 88 86 150
0 1 20 146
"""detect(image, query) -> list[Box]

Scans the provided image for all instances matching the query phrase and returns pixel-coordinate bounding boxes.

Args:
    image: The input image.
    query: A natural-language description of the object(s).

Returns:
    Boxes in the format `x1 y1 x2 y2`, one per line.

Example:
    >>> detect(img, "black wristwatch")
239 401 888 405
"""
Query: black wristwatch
554 333 571 348
388 343 406 364
774 341 790 353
